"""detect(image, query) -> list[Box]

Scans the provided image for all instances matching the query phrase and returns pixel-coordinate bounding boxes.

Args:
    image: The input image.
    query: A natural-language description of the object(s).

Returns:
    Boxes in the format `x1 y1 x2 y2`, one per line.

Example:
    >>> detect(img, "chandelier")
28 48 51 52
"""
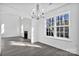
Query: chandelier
31 4 45 20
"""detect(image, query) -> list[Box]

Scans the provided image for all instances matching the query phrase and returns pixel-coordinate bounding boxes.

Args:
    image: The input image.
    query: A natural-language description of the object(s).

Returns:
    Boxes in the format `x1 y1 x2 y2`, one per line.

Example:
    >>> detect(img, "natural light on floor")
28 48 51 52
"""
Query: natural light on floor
9 41 42 48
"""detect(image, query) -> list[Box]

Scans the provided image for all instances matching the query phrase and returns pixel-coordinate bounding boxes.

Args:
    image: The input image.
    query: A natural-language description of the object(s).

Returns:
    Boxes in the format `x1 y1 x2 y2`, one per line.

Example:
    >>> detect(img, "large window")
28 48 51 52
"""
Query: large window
46 12 69 39
46 17 54 36
56 13 69 38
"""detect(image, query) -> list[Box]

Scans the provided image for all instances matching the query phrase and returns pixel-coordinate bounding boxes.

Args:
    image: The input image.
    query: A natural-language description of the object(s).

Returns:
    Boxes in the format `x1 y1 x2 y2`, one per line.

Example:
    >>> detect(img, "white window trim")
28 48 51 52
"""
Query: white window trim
46 11 71 41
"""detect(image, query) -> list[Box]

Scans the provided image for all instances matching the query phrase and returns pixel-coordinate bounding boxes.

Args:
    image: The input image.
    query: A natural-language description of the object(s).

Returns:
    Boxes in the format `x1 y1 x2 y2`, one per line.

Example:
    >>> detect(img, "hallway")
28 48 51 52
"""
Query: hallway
1 37 78 56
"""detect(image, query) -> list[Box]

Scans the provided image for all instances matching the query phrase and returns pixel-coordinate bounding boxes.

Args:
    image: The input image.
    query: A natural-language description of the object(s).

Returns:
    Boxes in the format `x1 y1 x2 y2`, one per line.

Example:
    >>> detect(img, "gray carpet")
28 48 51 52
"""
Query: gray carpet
1 37 78 56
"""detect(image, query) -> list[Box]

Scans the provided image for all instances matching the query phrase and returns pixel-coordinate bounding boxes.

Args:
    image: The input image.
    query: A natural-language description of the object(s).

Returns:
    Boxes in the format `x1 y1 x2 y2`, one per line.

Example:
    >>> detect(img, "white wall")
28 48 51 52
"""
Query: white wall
37 4 79 55
0 19 1 54
0 35 1 54
0 4 32 38
31 18 39 43
76 4 79 55
0 14 20 37
0 4 21 37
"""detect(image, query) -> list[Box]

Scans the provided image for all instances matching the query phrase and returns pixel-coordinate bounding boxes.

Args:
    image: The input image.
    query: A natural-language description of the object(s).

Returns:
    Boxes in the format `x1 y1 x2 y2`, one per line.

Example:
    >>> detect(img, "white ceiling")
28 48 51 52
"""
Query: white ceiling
0 3 66 19
39 3 66 12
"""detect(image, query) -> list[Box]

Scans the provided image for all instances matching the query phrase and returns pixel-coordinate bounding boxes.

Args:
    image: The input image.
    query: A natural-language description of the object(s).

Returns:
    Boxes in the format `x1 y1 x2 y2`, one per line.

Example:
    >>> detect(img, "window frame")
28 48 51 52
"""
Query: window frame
46 11 70 41
46 17 55 37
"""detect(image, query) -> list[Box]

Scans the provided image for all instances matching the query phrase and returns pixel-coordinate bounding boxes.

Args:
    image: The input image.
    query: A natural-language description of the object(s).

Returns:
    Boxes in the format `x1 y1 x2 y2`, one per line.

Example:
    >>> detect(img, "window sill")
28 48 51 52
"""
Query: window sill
46 36 71 42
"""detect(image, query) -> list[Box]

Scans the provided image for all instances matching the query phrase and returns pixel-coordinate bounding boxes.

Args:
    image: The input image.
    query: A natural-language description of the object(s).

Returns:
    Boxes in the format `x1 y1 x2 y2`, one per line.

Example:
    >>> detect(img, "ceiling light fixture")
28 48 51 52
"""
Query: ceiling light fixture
31 3 45 20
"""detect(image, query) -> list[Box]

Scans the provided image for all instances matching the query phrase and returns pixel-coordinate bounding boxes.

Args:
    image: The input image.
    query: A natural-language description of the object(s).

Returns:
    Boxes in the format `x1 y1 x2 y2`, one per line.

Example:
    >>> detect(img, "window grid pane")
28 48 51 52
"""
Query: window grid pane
56 13 69 38
46 13 69 39
46 17 54 36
